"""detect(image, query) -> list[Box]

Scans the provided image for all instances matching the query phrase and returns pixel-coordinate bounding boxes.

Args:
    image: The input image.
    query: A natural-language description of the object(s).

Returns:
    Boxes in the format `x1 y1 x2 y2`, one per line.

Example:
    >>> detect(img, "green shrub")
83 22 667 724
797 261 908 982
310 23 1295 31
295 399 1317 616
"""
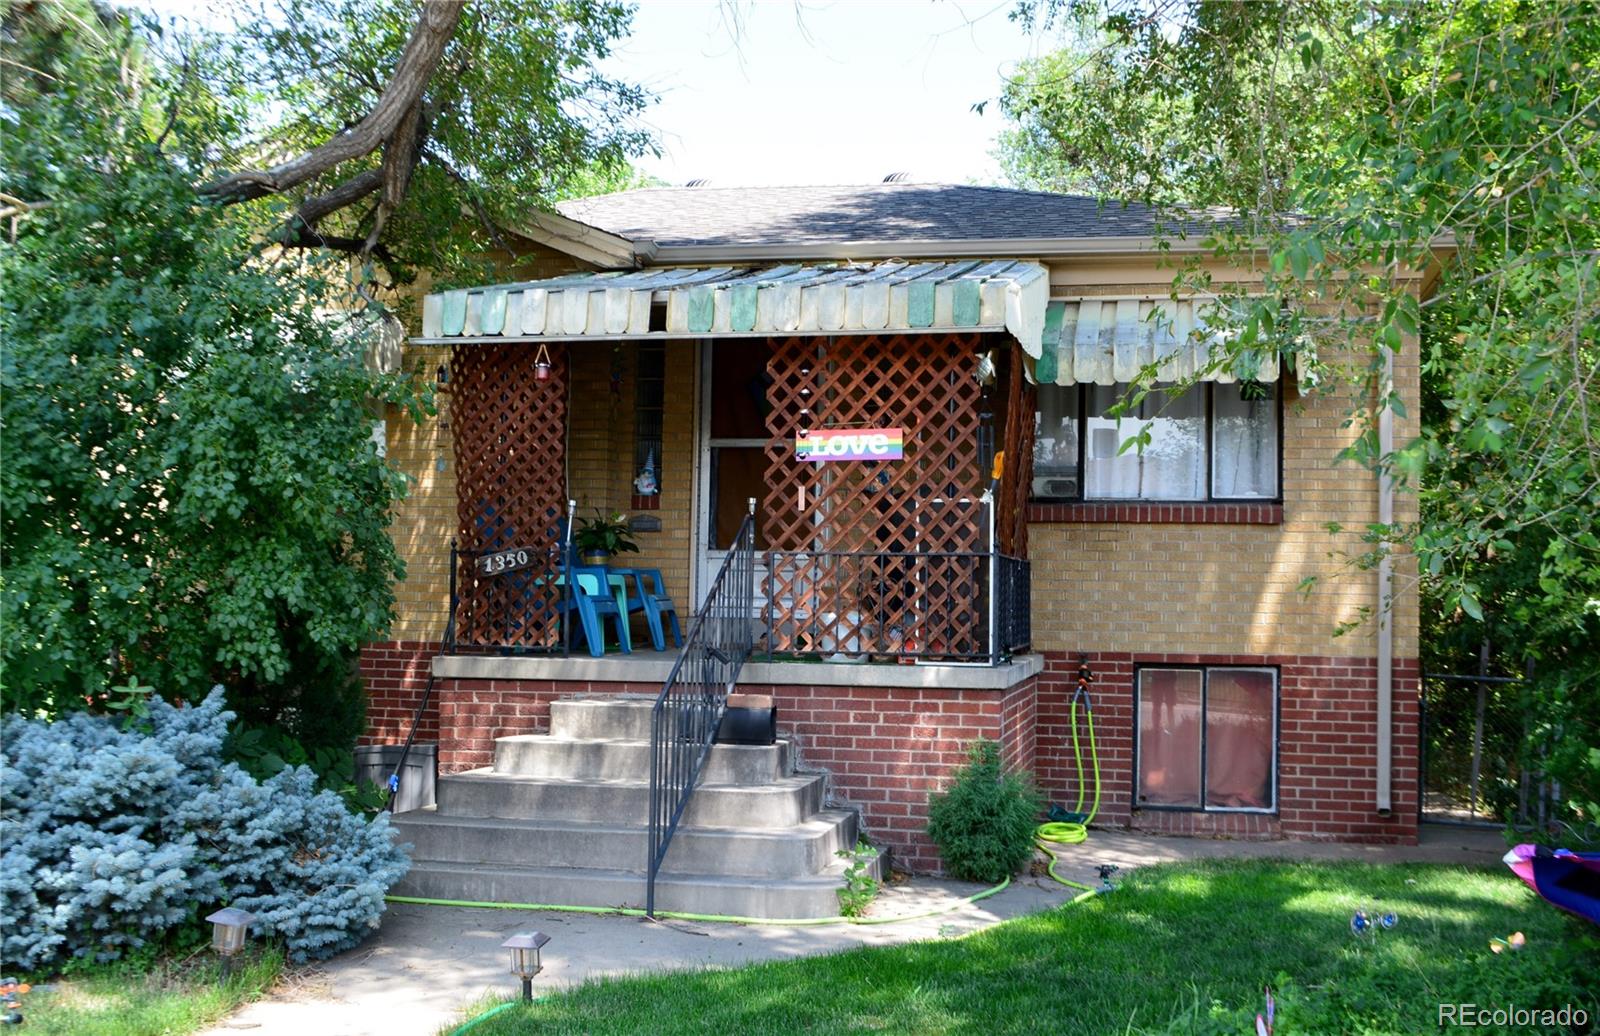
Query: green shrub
1 688 410 969
835 840 881 918
926 740 1042 882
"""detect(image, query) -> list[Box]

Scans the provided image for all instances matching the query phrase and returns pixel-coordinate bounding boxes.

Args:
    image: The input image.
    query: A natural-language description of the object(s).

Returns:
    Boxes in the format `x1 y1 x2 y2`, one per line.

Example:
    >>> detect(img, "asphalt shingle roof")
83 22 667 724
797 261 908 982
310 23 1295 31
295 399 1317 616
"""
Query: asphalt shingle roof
556 182 1229 248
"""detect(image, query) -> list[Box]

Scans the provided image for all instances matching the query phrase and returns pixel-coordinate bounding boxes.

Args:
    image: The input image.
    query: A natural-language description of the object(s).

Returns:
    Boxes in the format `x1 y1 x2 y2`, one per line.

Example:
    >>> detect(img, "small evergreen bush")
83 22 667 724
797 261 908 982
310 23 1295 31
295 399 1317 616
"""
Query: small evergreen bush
0 688 409 969
926 739 1043 882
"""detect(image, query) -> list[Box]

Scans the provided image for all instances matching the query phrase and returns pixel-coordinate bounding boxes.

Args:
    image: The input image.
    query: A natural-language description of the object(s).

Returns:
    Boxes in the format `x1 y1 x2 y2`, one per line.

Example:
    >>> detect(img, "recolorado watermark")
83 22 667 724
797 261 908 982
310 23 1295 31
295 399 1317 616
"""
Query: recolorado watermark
1439 1002 1589 1028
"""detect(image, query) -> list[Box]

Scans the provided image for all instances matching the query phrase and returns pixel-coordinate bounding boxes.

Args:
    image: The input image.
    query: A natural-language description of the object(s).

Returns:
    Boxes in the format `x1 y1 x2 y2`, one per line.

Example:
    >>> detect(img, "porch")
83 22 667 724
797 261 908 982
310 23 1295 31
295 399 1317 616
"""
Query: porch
431 264 1044 669
431 649 1044 691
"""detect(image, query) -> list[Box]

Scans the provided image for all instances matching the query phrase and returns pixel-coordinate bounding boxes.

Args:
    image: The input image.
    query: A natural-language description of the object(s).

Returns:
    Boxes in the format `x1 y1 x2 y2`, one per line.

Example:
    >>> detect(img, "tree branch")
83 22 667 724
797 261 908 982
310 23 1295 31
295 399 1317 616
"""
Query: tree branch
200 0 461 205
279 224 397 266
295 168 385 228
362 97 429 254
420 145 513 253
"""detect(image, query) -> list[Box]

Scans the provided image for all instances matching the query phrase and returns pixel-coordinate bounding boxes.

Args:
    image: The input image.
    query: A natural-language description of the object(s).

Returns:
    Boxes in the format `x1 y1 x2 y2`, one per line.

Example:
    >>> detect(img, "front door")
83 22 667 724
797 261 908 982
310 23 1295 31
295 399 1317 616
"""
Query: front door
693 340 771 608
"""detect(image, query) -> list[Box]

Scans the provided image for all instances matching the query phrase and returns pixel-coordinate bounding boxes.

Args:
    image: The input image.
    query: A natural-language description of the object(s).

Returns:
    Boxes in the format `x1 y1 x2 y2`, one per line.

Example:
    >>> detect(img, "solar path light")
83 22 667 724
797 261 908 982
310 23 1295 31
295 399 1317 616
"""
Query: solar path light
205 907 256 983
501 931 550 1003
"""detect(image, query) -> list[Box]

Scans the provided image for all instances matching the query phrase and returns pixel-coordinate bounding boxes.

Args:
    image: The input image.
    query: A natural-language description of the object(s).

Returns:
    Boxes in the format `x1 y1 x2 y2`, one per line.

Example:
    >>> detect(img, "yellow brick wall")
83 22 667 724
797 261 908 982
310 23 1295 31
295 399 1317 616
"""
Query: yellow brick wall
1029 267 1423 660
385 342 457 641
562 339 698 604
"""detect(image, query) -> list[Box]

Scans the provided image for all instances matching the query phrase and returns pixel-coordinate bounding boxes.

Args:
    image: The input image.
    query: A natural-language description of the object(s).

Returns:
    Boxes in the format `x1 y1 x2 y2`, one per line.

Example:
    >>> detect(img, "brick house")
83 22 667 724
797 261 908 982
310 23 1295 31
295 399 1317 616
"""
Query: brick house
363 183 1444 914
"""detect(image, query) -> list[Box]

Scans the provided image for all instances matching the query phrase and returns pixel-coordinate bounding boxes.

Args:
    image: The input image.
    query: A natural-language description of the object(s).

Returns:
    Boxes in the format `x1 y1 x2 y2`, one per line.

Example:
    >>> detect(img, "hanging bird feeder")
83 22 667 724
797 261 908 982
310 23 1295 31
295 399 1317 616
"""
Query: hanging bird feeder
533 343 553 382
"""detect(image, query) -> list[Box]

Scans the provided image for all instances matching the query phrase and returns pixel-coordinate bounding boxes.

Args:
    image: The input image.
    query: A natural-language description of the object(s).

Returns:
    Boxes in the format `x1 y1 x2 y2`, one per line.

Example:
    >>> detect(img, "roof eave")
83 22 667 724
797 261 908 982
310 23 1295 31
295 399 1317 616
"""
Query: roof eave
647 236 1192 263
505 209 656 269
640 230 1461 267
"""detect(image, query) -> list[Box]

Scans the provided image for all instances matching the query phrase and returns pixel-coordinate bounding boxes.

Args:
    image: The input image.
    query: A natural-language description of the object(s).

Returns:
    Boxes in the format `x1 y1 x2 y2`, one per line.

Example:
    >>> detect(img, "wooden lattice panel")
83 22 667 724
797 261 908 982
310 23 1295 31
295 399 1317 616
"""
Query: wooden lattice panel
761 333 988 657
450 342 569 649
999 341 1037 556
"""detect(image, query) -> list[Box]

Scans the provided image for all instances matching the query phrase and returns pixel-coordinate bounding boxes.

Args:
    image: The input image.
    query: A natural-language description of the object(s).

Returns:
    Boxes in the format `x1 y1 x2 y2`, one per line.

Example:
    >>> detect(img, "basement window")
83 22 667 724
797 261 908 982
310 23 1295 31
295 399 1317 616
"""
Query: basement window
1135 666 1278 813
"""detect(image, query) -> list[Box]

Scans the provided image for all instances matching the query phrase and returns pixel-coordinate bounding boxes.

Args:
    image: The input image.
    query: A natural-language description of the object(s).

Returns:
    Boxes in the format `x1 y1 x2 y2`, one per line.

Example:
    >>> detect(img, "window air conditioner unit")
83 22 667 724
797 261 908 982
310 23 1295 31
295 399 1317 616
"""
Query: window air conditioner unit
1032 476 1078 498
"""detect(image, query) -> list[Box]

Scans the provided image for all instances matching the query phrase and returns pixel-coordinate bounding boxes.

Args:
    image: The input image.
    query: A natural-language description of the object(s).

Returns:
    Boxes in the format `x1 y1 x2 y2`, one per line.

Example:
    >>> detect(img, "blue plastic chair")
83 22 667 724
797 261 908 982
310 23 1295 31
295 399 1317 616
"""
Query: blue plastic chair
561 565 631 657
617 567 683 651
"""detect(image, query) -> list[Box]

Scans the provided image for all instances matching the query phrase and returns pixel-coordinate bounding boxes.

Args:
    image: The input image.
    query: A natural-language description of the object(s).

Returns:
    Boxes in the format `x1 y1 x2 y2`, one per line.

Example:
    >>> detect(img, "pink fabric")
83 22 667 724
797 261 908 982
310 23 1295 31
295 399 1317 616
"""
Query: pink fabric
1505 845 1537 887
1138 670 1203 806
1204 670 1274 808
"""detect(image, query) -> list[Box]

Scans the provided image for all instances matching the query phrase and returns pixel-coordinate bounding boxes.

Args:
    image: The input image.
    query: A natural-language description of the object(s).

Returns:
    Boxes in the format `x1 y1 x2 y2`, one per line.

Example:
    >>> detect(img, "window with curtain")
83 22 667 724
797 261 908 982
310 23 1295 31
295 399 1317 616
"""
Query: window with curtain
1212 384 1278 498
1030 382 1279 502
1136 666 1277 811
1086 382 1204 499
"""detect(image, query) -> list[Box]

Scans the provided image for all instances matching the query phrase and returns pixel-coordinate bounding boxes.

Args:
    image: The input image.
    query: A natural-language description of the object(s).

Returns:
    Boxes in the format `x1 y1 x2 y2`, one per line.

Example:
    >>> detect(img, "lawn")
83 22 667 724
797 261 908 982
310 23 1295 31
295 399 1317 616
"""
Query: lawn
19 945 282 1036
444 859 1598 1035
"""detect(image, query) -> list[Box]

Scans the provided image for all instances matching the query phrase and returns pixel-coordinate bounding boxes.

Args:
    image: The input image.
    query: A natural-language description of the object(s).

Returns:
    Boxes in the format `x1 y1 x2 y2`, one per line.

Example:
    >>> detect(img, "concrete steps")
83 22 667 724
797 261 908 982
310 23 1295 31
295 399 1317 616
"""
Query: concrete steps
492 735 790 784
396 860 853 919
393 695 875 919
394 809 860 878
434 770 827 827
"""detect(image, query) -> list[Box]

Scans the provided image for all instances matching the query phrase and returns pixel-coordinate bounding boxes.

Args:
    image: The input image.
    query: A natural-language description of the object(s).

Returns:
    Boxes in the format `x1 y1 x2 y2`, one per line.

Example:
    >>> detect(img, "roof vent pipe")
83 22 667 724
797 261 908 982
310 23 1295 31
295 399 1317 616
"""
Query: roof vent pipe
882 172 912 183
685 178 712 187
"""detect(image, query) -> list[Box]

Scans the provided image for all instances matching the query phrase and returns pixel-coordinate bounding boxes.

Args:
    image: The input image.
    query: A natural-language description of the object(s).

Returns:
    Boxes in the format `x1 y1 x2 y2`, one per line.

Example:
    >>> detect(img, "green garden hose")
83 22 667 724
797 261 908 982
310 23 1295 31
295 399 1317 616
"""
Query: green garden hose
389 873 1010 929
1043 689 1101 844
1033 681 1103 890
449 1000 520 1035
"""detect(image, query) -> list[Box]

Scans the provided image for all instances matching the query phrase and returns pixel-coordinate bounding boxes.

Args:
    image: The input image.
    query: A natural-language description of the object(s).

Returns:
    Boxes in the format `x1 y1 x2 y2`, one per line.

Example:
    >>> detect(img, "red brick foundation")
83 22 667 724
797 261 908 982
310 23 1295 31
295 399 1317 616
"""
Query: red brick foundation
359 641 440 746
359 645 1420 873
1035 652 1420 843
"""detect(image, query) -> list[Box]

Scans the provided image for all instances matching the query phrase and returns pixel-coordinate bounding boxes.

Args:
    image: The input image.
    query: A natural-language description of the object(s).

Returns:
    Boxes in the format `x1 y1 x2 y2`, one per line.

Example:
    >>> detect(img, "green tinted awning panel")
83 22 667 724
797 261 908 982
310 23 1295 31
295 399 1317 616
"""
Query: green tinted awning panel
1040 298 1280 385
417 259 1051 354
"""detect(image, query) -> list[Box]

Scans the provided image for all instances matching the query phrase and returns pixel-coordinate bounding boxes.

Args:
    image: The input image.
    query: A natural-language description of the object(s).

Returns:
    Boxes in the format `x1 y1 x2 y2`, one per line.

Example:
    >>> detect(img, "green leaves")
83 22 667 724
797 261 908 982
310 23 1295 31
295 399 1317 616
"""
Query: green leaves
1003 0 1599 833
1 123 418 716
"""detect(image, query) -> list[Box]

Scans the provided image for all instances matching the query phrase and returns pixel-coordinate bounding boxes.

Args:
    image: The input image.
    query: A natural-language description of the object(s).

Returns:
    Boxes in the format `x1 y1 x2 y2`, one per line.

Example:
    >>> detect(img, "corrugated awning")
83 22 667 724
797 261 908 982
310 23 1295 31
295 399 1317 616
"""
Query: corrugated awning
1033 298 1279 385
415 260 1050 350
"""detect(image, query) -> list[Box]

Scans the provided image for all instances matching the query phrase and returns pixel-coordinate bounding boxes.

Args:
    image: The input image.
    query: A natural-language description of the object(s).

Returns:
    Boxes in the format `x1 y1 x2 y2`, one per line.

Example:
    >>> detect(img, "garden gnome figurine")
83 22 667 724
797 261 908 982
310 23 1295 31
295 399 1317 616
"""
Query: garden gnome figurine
634 449 658 496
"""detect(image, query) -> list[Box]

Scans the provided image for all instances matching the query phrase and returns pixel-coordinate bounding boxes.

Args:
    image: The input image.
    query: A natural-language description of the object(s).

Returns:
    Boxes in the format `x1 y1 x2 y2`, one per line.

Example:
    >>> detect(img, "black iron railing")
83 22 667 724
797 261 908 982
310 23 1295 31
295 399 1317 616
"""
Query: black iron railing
993 553 1032 663
647 506 757 917
761 550 1031 663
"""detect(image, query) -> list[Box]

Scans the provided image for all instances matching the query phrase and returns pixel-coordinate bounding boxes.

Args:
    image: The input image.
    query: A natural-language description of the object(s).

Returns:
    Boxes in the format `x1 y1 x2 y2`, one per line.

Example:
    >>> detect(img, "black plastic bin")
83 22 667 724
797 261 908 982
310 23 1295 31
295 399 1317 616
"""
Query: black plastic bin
716 694 778 746
355 743 437 813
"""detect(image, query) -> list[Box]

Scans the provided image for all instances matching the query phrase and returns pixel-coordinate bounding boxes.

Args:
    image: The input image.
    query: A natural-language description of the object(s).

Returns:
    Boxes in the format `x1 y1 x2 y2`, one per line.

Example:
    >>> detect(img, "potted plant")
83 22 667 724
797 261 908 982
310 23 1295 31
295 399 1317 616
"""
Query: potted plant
573 510 640 566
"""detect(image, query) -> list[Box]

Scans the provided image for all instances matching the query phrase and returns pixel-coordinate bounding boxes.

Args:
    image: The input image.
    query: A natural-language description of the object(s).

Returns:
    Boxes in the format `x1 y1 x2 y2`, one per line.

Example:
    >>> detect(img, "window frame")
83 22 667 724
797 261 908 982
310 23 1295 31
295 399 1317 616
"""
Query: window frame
631 340 666 500
1031 382 1284 504
1132 664 1281 815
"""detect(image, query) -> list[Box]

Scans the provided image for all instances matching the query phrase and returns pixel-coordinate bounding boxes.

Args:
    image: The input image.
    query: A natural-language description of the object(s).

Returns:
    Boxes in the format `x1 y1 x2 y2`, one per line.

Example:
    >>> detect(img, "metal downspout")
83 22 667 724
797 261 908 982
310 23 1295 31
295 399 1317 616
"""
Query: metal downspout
1376 348 1395 815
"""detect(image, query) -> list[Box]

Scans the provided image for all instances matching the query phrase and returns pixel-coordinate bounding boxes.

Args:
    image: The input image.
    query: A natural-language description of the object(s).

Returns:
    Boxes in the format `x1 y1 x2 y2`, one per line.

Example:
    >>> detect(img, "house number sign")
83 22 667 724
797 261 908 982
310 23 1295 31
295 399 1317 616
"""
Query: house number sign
475 547 537 576
795 427 904 463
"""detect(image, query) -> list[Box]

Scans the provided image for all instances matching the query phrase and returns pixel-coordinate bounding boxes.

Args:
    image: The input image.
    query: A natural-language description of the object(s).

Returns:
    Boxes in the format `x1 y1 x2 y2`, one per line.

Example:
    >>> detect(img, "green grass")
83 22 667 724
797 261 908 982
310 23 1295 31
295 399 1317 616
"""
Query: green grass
443 860 1599 1035
20 945 282 1036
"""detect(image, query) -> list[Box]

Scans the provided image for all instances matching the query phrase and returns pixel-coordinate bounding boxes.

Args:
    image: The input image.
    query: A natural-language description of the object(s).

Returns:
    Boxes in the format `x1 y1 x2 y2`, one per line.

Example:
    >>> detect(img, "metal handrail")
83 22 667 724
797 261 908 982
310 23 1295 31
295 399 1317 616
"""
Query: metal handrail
384 540 460 812
994 552 1032 662
646 502 757 917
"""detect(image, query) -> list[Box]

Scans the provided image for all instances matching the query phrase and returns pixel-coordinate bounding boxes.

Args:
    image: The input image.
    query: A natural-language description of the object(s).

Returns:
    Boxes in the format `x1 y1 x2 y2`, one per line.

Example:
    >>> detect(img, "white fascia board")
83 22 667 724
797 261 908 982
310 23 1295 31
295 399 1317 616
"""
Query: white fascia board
507 210 654 269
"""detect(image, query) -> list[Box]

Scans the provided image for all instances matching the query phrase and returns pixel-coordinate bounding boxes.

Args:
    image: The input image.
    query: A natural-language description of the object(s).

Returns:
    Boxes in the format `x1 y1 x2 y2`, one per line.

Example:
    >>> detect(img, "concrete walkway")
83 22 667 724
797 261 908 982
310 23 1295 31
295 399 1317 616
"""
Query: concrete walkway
201 825 1506 1036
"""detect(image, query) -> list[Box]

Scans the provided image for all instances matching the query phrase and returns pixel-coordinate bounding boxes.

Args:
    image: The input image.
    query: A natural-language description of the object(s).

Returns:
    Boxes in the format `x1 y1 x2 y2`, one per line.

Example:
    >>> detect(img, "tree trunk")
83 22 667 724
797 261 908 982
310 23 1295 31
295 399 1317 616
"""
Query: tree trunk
202 0 461 207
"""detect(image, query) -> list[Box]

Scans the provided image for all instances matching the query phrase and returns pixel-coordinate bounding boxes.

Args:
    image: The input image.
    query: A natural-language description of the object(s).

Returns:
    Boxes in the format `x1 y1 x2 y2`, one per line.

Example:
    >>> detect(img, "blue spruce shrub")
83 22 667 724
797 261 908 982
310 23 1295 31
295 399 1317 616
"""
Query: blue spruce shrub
0 688 409 969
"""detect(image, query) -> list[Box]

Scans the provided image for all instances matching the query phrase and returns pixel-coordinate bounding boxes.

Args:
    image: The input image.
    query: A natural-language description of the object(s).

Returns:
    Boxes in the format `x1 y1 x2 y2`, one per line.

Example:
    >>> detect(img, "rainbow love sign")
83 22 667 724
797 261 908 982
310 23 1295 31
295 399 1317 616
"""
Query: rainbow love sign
796 428 903 463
